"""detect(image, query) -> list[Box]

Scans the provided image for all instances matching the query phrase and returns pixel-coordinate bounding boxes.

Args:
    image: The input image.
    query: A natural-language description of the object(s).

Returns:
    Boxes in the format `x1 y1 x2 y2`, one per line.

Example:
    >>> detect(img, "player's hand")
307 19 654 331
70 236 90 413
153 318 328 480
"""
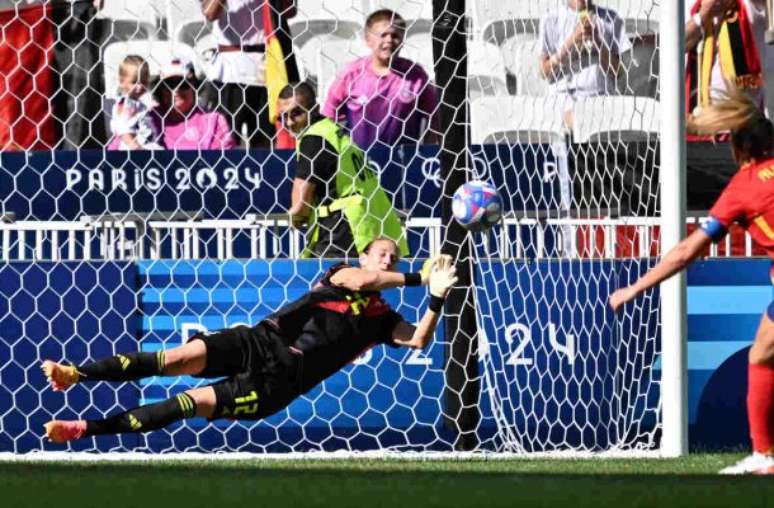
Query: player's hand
609 286 638 313
429 255 458 298
420 254 445 285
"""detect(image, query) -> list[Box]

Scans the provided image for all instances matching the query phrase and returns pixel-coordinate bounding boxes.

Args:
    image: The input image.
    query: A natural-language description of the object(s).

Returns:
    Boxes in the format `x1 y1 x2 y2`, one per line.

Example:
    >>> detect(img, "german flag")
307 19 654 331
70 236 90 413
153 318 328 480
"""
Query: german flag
0 1 56 151
263 0 300 125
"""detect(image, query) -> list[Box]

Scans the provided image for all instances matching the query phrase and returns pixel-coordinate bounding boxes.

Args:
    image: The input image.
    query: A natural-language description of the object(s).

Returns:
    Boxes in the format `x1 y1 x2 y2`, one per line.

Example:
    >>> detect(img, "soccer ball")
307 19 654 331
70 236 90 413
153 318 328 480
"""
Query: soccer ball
452 181 503 232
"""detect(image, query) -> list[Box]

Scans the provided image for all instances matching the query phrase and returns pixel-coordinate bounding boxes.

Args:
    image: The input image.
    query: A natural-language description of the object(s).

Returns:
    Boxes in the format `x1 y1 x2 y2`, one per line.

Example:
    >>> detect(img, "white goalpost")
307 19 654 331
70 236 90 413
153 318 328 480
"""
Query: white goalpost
658 0 688 458
0 0 687 458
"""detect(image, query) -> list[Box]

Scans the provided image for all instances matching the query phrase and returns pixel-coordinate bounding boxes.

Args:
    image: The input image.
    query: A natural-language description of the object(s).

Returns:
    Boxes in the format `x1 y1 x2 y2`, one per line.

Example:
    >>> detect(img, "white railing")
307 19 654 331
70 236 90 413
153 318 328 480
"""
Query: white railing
0 215 756 261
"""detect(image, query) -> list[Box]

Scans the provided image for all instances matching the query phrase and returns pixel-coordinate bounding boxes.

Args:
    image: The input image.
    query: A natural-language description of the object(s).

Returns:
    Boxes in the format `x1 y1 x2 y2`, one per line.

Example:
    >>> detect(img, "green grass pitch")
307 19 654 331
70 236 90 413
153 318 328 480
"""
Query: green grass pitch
4 454 774 508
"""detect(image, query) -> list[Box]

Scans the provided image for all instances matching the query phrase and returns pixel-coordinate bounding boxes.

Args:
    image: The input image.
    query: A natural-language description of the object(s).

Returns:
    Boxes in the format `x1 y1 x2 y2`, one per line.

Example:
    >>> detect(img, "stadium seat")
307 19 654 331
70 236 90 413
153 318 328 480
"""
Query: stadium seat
99 0 163 28
164 0 207 42
618 34 658 98
468 41 509 98
292 34 365 88
314 38 371 99
362 0 433 21
290 0 366 47
500 34 548 96
595 0 658 34
470 95 567 144
102 40 199 100
470 0 555 45
174 19 206 47
571 95 659 143
175 20 211 50
399 31 434 80
102 19 158 46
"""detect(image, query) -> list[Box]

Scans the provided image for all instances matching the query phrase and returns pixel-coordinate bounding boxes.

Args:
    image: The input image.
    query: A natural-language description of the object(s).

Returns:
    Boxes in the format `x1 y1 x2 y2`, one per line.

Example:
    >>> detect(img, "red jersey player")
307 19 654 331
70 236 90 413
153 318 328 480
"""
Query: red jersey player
610 89 774 474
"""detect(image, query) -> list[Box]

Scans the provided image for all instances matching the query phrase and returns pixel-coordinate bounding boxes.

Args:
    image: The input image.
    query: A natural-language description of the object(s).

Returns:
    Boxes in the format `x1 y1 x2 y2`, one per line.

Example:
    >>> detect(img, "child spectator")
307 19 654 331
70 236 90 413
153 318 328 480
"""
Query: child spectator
152 57 236 151
108 55 161 150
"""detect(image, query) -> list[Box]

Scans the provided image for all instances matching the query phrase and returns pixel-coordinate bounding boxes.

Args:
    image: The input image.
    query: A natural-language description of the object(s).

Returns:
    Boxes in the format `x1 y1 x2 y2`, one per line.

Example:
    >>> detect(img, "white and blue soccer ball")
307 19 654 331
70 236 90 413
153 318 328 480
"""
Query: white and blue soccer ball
451 180 503 232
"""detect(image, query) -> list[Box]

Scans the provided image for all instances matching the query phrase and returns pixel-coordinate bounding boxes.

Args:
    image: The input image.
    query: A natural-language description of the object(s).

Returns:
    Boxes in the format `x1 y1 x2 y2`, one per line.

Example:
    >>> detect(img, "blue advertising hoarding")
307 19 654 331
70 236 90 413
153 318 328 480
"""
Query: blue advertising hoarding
0 145 559 221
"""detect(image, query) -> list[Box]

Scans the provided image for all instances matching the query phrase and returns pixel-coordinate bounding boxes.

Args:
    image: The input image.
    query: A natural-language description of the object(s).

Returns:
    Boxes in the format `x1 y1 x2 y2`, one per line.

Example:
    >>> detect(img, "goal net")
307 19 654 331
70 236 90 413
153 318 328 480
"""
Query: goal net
0 0 665 455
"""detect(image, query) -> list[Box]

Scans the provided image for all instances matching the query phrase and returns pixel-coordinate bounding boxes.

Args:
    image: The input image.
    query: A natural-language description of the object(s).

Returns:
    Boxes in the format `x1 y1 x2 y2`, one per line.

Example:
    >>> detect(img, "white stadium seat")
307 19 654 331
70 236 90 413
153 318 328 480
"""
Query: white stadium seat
175 20 211 48
500 34 548 96
362 0 433 21
314 38 371 99
399 31 434 80
468 41 509 98
164 0 207 42
470 95 567 144
571 95 659 143
99 0 164 27
102 40 199 100
470 0 557 44
291 0 366 45
294 0 367 24
596 0 658 33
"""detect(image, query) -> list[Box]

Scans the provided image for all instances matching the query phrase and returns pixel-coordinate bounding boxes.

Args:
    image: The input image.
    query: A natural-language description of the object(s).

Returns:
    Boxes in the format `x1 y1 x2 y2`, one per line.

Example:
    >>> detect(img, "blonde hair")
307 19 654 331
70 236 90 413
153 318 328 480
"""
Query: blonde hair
688 86 773 159
118 55 150 85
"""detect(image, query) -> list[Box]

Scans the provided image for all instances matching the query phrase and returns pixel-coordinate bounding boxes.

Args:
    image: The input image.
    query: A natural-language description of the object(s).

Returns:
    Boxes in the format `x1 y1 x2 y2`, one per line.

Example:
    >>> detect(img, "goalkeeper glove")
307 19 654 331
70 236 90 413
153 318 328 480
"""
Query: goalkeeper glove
429 254 458 298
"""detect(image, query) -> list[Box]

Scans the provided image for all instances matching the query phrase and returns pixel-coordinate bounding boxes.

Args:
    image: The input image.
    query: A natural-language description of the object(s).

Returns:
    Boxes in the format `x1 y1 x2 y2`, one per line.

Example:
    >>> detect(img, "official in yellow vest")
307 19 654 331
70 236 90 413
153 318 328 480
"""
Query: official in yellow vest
278 82 409 258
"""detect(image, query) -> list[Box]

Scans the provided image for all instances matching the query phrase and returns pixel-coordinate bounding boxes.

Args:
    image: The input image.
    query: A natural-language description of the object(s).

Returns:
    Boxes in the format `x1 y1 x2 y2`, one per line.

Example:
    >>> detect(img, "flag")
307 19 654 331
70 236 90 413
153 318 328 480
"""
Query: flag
0 1 56 151
263 0 299 125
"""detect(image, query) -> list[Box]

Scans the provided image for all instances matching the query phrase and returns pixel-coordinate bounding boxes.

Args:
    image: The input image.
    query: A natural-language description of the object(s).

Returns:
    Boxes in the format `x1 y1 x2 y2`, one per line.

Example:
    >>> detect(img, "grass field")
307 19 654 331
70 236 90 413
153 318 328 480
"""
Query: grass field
4 454 774 508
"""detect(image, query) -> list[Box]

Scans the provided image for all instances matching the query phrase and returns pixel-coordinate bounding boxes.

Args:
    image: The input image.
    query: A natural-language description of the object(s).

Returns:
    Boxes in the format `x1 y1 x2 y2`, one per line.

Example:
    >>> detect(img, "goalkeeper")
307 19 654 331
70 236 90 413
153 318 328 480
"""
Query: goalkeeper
42 238 456 442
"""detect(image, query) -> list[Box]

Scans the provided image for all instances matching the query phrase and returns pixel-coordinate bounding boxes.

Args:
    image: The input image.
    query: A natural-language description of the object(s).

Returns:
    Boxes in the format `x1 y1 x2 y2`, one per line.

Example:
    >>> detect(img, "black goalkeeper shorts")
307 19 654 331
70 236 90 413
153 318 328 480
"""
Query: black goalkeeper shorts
190 324 299 420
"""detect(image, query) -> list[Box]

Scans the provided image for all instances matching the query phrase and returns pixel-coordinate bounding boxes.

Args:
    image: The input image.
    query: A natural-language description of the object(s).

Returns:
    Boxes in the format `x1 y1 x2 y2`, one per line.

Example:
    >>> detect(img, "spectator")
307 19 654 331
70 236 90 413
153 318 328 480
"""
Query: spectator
108 55 161 151
279 82 409 259
686 0 766 113
152 57 236 151
538 0 631 124
685 0 767 210
322 9 437 151
51 0 107 150
538 0 638 227
201 0 281 149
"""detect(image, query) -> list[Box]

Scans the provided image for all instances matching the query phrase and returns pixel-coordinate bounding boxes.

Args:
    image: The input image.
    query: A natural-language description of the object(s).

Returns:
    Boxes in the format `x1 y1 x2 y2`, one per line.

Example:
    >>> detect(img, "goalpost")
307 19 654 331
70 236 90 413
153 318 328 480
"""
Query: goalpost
0 0 685 457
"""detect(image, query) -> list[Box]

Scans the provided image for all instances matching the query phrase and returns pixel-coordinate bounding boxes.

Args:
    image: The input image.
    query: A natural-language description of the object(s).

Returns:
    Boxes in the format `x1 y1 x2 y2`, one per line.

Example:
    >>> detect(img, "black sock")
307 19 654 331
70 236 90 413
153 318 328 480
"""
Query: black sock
85 392 197 436
77 351 165 382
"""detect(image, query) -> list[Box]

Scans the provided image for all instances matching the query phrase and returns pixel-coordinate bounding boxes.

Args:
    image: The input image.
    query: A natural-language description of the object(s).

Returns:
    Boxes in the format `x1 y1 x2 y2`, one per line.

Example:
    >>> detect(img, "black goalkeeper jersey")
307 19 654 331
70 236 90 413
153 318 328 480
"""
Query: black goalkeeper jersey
262 263 404 393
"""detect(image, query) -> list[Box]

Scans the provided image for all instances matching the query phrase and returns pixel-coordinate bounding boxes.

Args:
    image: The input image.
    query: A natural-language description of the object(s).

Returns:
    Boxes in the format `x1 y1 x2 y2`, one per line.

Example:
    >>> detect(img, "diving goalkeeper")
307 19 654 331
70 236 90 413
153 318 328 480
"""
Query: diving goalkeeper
42 238 457 442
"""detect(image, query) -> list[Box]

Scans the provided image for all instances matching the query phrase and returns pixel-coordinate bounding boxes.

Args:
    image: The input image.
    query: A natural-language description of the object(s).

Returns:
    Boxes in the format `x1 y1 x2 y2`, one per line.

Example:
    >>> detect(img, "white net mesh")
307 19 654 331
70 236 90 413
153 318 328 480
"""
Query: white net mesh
0 0 664 455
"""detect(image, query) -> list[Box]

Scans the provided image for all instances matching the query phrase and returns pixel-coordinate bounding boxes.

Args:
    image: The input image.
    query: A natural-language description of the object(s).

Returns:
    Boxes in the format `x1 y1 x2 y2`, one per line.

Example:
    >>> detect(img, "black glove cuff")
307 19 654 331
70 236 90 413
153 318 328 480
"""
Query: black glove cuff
429 295 445 313
404 273 423 287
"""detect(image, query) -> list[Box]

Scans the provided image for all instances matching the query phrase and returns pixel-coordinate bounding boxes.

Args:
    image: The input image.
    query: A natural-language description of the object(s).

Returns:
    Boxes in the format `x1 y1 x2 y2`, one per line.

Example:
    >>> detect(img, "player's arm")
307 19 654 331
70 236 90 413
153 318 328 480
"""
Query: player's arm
289 136 334 228
609 227 713 312
330 255 443 292
391 255 458 349
288 177 315 228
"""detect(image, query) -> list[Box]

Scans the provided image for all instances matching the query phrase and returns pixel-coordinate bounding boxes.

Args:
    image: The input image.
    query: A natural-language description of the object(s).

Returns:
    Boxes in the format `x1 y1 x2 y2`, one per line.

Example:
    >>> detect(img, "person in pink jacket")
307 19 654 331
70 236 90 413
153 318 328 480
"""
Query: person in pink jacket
152 57 236 151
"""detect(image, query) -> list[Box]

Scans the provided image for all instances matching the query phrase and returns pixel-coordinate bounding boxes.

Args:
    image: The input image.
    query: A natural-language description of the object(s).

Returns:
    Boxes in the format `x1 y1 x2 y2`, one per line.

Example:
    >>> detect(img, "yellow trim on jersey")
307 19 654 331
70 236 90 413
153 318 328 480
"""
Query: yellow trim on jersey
754 216 774 240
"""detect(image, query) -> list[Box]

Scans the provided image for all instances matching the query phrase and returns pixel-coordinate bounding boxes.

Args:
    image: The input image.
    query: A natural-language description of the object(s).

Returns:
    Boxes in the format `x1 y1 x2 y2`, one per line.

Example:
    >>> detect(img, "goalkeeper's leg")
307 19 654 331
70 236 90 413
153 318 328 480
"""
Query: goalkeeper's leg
42 338 210 391
44 386 216 443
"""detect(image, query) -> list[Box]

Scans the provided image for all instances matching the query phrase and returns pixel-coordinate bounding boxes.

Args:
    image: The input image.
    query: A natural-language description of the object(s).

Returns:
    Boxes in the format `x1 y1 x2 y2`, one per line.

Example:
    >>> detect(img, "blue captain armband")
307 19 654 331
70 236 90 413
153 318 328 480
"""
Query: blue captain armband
700 217 728 242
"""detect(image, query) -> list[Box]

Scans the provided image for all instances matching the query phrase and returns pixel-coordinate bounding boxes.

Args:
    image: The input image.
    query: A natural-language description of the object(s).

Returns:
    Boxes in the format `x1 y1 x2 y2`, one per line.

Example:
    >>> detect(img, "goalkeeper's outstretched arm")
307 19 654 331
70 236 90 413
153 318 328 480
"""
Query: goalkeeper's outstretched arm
392 255 458 349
